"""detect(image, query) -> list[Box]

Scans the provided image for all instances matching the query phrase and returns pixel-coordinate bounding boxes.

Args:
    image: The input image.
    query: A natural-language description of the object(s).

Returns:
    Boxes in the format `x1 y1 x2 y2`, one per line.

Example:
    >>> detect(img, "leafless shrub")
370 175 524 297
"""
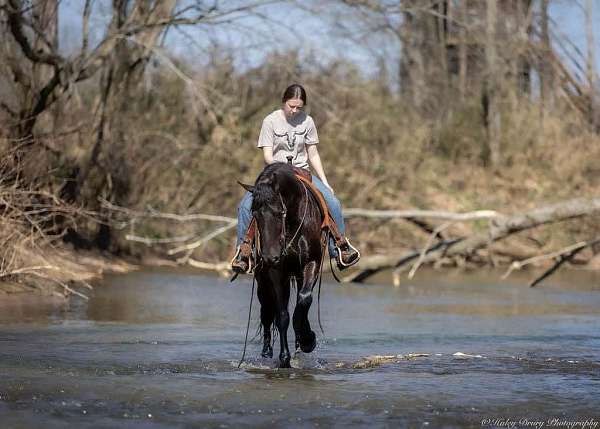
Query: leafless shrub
0 140 97 297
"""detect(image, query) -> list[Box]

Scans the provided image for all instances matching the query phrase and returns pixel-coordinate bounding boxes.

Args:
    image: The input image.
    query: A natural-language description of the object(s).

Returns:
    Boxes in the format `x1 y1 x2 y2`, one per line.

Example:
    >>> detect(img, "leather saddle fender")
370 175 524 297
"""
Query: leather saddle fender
293 172 344 246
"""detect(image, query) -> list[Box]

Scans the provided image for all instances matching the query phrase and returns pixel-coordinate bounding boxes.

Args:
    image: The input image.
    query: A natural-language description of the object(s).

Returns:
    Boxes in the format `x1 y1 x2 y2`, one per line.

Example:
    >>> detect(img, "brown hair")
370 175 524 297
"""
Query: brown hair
281 84 307 105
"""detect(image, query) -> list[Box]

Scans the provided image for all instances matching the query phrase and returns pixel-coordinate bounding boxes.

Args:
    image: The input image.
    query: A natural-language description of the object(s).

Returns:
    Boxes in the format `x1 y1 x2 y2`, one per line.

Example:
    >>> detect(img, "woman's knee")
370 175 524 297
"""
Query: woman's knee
328 194 342 212
320 189 342 215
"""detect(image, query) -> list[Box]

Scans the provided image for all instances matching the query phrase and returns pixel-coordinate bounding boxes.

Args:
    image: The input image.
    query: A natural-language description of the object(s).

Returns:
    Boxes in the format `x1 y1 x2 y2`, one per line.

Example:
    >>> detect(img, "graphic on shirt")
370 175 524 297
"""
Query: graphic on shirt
273 129 307 150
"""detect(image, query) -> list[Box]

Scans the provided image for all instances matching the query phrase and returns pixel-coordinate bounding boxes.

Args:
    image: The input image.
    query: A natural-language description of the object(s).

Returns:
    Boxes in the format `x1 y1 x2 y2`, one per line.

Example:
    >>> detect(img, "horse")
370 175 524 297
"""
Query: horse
240 162 325 368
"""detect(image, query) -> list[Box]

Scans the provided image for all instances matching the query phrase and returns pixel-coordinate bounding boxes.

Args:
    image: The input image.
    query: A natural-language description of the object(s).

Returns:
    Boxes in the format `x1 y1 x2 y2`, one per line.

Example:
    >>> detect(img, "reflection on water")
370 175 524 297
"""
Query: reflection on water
1 269 599 428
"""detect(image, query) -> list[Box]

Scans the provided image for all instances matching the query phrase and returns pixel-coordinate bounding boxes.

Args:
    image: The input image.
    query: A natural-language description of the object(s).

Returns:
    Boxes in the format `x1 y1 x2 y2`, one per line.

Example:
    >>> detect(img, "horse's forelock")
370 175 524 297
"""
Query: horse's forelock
252 182 276 210
251 163 295 211
252 171 277 210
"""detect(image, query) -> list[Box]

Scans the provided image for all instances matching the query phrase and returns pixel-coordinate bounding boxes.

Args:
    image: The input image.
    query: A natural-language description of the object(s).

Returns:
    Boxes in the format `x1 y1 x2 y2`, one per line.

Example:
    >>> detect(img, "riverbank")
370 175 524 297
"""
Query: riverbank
0 245 137 300
3 235 600 302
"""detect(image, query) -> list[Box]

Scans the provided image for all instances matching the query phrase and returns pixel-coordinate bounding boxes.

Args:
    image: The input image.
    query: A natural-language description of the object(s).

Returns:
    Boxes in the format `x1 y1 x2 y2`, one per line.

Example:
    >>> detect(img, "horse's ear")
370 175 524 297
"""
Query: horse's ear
238 181 254 193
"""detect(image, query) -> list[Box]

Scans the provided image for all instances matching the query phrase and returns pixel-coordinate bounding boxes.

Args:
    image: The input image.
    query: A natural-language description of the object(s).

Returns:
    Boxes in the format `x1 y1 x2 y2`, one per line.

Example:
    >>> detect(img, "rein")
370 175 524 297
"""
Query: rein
279 180 310 257
238 270 256 368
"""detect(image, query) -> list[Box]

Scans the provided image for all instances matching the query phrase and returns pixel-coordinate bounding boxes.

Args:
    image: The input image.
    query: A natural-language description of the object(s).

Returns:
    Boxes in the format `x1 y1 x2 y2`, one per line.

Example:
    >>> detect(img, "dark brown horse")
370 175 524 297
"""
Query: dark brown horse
241 162 325 368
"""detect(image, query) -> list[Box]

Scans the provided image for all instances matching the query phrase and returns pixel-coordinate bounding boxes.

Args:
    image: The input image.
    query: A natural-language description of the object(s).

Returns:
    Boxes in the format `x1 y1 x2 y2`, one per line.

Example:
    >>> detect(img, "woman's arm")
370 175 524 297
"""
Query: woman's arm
262 146 275 164
258 117 275 164
307 144 333 193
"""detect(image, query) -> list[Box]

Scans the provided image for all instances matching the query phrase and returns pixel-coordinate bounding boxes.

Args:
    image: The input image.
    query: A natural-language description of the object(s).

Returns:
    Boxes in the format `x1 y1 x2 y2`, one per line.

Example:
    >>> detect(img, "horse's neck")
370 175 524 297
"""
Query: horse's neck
279 174 303 205
285 176 323 228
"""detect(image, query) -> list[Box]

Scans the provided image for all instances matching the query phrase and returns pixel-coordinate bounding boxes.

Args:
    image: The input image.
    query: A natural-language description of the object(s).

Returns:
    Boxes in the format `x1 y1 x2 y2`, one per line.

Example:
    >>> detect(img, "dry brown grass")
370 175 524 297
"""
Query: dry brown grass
2 53 599 274
103 56 600 266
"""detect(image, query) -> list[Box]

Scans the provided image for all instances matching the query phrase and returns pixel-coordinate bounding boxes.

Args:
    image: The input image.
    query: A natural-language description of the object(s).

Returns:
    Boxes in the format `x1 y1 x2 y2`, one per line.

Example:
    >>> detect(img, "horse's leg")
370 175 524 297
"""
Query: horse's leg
272 269 291 368
292 260 319 353
257 278 274 358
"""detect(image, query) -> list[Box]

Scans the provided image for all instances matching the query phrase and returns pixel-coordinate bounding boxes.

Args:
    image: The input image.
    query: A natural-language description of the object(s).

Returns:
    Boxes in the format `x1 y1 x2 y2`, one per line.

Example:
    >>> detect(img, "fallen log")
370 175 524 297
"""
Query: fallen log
344 208 501 221
345 197 600 283
342 239 462 283
110 197 600 286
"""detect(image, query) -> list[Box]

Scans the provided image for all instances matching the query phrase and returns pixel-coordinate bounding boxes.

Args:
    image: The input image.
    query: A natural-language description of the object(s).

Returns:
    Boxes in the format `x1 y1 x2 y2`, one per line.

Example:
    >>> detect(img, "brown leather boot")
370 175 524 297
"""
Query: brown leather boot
231 240 253 274
231 218 257 275
336 239 360 270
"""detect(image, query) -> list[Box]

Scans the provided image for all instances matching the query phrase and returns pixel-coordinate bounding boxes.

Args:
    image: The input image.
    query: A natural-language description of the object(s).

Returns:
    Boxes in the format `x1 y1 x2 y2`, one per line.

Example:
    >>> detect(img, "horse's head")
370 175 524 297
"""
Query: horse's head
240 163 296 266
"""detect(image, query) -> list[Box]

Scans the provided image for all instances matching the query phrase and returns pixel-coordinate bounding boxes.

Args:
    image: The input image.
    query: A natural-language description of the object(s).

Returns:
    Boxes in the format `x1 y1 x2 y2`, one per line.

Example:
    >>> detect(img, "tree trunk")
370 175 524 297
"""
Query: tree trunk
399 1 427 111
539 0 554 111
436 0 449 104
458 0 468 102
74 0 178 250
32 0 58 84
484 0 501 167
32 0 59 136
585 0 597 129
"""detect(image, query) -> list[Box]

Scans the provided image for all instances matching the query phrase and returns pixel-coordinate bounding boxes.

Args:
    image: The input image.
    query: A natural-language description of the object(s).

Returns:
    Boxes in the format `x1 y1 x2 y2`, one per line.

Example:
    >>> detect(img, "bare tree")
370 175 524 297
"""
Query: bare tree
0 0 272 144
0 0 277 256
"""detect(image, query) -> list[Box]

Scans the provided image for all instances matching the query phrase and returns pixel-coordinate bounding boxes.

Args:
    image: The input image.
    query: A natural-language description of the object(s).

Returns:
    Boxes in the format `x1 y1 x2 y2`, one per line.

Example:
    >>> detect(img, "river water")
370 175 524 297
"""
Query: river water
1 269 599 428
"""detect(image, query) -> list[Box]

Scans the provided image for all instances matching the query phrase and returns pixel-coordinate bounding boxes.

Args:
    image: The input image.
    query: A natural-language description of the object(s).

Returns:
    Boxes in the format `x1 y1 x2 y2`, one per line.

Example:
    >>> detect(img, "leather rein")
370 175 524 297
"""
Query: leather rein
278 179 310 257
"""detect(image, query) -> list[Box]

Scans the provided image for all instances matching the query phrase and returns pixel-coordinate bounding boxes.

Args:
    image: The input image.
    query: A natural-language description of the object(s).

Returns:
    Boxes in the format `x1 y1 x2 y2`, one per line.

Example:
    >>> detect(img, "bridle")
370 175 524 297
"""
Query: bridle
254 179 310 265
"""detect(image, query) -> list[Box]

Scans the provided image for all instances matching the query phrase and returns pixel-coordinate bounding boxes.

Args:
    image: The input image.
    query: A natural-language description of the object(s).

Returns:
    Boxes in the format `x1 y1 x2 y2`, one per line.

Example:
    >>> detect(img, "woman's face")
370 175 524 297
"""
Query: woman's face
282 98 304 119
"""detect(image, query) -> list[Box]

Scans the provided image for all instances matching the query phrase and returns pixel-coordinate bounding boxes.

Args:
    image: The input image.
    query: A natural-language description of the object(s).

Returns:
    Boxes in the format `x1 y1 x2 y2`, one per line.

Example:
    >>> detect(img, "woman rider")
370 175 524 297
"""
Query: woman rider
231 84 360 273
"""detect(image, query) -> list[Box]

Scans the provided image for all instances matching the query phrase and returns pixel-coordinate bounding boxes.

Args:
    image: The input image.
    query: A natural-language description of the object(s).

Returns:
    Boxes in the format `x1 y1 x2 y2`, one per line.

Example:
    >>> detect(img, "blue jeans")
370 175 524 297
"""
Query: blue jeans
236 175 345 257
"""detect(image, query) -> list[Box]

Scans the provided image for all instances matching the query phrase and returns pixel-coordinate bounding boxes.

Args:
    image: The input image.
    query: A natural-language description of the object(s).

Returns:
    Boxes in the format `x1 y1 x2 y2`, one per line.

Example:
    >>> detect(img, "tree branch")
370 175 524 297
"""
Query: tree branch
6 0 64 66
529 241 597 288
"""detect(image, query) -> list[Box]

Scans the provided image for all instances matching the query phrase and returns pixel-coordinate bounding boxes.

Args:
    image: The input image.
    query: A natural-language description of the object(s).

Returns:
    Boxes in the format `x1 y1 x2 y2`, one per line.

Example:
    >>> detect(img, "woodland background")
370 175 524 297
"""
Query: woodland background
1 0 600 294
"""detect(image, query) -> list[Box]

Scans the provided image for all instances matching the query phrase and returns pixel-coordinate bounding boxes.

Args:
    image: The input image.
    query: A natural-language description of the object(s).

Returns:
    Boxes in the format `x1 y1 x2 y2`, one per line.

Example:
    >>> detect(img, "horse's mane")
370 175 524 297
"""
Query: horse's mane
252 163 295 210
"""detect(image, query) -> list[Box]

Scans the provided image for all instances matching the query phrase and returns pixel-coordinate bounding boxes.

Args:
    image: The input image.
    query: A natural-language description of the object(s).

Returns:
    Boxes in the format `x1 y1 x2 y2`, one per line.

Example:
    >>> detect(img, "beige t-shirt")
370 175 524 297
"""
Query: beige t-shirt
257 109 319 169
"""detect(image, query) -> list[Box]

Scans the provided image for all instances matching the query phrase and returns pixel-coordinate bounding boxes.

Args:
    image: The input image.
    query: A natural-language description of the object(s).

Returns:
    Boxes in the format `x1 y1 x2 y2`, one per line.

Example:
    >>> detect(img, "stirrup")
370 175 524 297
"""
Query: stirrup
335 239 361 268
230 245 254 275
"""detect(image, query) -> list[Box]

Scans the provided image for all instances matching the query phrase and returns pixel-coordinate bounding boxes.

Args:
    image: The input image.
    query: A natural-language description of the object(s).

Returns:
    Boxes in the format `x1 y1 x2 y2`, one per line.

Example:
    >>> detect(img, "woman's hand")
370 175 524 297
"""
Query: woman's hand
323 181 334 194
